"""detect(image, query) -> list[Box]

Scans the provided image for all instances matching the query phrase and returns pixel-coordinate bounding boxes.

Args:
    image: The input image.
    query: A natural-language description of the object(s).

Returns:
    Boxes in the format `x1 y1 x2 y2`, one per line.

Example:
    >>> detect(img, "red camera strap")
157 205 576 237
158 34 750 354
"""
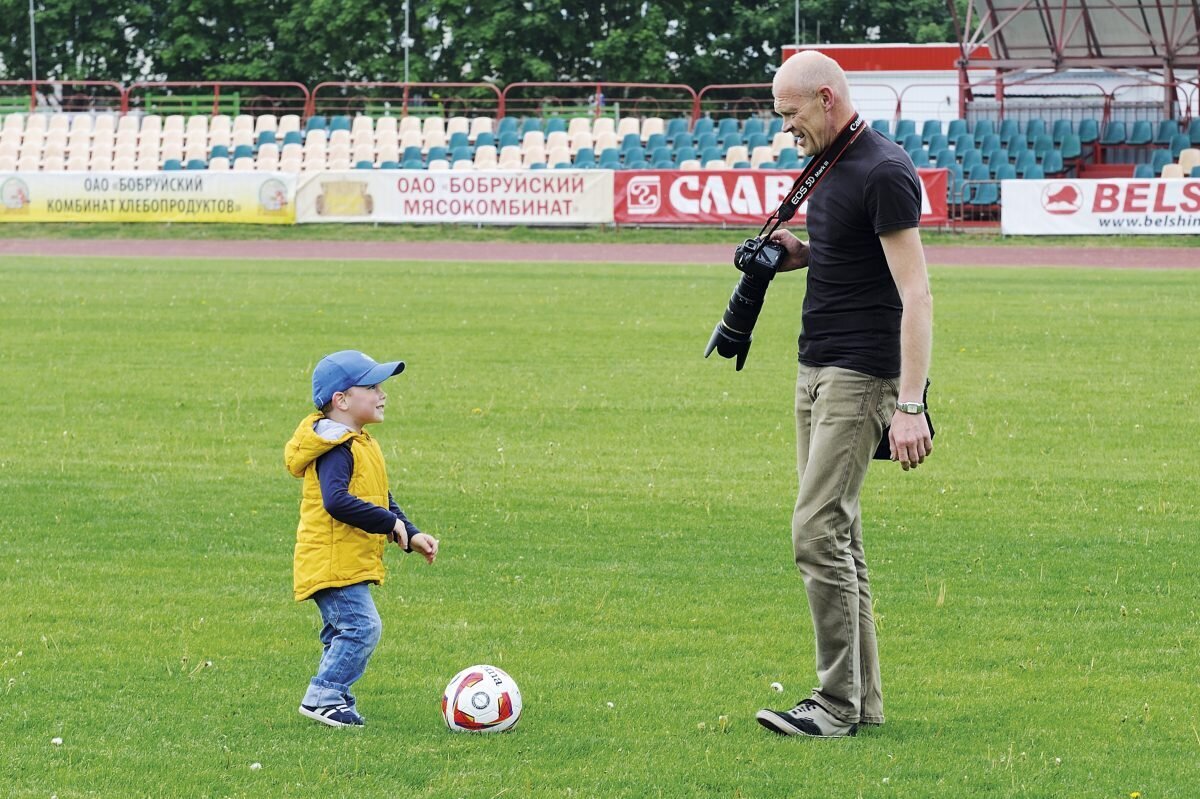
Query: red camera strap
758 113 866 238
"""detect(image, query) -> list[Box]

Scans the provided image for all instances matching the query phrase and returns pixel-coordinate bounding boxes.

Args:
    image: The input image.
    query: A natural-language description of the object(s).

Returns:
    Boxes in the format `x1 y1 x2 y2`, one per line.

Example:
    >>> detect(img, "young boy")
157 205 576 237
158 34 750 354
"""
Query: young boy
285 349 438 728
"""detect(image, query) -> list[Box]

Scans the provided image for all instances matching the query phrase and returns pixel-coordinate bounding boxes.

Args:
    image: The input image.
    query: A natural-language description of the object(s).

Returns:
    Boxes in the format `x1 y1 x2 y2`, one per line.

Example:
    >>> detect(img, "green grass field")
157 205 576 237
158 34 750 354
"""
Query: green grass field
1 251 1197 798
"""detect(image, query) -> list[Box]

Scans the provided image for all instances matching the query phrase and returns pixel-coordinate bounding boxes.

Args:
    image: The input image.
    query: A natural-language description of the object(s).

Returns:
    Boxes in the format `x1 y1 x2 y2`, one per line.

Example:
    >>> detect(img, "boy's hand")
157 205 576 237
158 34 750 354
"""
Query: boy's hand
409 533 439 564
388 522 409 550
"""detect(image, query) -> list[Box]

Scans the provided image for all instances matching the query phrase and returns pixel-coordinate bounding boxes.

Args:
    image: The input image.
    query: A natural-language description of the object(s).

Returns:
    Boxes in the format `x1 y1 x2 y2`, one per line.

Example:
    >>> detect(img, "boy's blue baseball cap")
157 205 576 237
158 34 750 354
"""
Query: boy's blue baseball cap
313 350 405 409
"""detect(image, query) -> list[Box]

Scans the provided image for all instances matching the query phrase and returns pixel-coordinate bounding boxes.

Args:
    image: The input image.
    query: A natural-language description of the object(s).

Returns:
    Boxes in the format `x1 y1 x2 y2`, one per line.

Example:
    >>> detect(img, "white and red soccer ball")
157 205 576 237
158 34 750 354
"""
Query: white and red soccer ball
441 664 522 733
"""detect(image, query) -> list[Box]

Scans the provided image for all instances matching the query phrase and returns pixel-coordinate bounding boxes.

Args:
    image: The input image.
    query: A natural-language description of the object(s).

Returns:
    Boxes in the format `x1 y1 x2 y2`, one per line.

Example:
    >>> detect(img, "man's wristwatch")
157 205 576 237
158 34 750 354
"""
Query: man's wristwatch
896 401 926 415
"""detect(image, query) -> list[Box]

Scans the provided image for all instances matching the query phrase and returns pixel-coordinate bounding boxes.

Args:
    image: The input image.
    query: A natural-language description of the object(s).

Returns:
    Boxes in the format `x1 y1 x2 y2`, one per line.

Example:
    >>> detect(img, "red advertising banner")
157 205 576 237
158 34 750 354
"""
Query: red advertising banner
614 168 948 226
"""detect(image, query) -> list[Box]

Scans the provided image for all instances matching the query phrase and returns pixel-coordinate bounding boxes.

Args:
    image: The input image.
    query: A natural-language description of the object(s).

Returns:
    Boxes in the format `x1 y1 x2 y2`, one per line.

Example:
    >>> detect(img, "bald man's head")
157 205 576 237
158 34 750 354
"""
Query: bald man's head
772 51 855 155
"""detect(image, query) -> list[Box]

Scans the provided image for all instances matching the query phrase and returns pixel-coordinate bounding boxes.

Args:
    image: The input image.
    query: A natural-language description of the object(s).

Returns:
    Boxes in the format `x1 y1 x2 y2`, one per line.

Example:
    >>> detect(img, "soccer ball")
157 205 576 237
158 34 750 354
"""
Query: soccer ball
441 664 522 733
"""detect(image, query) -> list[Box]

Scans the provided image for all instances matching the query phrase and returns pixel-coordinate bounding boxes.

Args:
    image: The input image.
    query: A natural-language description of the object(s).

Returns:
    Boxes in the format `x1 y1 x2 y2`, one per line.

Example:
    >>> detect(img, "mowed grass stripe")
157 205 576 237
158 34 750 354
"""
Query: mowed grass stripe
1 255 1196 799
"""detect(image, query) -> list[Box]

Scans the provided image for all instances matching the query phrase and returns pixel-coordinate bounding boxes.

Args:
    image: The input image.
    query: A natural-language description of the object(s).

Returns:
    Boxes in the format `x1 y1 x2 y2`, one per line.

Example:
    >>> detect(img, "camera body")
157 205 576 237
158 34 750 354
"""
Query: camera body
704 236 789 371
733 236 787 282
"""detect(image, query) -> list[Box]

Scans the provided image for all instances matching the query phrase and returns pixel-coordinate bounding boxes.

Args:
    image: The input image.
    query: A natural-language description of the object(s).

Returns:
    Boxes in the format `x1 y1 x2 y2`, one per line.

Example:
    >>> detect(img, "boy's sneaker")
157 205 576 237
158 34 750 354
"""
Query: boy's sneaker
756 699 858 738
299 703 365 728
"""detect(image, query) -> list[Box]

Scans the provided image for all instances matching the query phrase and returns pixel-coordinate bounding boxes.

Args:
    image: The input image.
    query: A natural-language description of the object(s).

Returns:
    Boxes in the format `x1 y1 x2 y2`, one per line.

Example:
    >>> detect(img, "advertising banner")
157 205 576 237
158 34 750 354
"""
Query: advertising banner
613 168 948 226
0 172 294 223
1001 178 1200 235
295 170 614 225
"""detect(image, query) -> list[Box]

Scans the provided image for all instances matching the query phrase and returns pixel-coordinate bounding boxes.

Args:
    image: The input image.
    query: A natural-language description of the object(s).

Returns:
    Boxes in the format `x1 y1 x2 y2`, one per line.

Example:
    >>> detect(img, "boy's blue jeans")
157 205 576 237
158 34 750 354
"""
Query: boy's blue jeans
302 582 382 709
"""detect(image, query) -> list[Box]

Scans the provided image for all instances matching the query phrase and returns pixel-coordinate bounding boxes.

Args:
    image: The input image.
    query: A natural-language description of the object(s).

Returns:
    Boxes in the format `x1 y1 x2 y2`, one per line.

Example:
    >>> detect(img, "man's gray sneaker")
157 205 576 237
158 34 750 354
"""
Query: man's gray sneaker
756 699 858 738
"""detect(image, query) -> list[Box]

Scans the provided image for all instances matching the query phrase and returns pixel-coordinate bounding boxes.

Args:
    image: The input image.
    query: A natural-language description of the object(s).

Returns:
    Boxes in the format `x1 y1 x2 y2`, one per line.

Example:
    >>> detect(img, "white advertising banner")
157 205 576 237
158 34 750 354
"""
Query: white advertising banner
0 171 295 223
295 170 614 225
1001 178 1200 235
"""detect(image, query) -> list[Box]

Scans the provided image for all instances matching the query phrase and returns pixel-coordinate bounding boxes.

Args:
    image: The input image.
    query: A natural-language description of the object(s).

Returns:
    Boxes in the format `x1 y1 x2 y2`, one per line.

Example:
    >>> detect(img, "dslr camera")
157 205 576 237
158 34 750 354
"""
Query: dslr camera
703 236 788 370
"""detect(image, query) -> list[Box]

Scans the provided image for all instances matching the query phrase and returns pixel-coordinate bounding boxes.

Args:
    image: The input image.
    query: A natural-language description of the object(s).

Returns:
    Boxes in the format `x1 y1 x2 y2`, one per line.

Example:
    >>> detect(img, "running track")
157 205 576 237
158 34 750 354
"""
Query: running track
0 238 1196 269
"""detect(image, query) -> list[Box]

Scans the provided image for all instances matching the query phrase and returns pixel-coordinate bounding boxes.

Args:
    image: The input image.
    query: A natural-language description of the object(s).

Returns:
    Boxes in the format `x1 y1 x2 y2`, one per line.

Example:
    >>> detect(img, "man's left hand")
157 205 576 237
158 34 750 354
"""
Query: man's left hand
888 410 932 471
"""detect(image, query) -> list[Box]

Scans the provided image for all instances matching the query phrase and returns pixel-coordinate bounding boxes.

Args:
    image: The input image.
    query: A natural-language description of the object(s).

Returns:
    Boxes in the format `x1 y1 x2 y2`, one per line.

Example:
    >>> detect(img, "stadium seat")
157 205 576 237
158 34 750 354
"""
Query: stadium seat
965 163 998 206
902 133 923 152
997 118 1020 147
1050 118 1073 146
233 156 255 171
423 128 447 152
1077 118 1099 146
497 130 520 150
592 118 615 139
1152 119 1179 146
620 132 642 152
972 119 995 146
994 163 1016 181
1192 166 1200 178
720 132 744 149
907 147 930 166
892 119 916 143
1060 133 1082 164
724 145 748 168
305 115 327 132
474 145 498 169
871 119 891 137
574 148 596 168
1100 121 1126 145
615 118 640 141
1149 149 1174 176
353 159 373 170
446 116 469 139
163 158 183 170
517 118 541 137
1168 133 1190 158
208 156 230 171
1127 120 1153 147
675 146 697 165
474 131 495 149
743 118 764 138
934 148 956 168
521 130 545 151
378 160 400 170
1023 118 1045 147
690 117 713 138
598 151 621 170
1030 135 1054 160
210 144 230 160
468 117 493 142
522 145 546 168
750 145 774 168
1021 164 1043 180
546 117 567 135
1178 148 1200 176
569 131 593 155
1187 118 1200 146
771 131 795 156
946 119 968 140
776 148 800 169
920 119 942 144
402 158 424 170
1161 163 1184 178
547 146 571 168
1011 149 1036 174
640 117 664 142
257 130 277 147
496 117 518 137
185 158 206 170
546 131 569 152
328 115 351 133
928 134 948 154
1041 150 1064 176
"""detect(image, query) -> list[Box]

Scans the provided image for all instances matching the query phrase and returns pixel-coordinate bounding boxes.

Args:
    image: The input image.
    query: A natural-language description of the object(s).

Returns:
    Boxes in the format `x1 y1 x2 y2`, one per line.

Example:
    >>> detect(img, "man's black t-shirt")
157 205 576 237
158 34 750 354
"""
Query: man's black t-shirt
799 125 922 378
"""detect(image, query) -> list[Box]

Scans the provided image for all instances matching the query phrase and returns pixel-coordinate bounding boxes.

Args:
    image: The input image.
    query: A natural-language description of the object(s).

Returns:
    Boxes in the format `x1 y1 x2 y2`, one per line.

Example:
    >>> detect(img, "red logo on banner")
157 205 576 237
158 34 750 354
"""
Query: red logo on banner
1041 182 1082 215
625 176 661 214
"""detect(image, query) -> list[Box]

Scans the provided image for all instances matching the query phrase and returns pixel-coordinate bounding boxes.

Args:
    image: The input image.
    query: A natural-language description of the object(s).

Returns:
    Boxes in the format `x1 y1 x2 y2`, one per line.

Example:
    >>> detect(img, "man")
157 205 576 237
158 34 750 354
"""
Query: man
754 51 933 738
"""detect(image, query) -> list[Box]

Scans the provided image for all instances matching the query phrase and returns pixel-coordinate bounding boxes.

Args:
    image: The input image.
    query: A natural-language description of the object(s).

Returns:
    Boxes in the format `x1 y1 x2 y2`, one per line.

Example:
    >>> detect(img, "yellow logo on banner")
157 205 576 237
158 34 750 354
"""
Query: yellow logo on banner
315 180 374 217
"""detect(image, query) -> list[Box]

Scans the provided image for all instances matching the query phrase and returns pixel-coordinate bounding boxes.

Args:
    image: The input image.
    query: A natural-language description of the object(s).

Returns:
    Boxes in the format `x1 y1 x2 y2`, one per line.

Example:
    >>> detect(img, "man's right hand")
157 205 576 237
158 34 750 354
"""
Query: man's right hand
768 229 810 272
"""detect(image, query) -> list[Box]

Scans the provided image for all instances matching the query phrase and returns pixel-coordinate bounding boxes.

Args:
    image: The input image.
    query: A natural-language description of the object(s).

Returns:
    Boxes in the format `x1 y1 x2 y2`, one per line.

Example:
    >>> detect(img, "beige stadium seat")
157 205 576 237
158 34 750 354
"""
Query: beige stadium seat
303 151 327 171
427 158 450 171
423 129 447 152
521 145 546 168
750 145 774 168
0 154 15 171
328 153 351 170
594 132 618 153
232 129 255 149
447 116 470 137
207 156 230 171
375 116 399 142
328 129 351 149
0 127 20 147
468 116 493 142
70 115 93 136
522 130 545 150
17 153 41 171
305 129 328 148
255 155 279 172
66 132 91 157
328 142 351 162
704 159 726 170
184 129 207 152
351 115 374 137
281 142 303 161
162 114 184 136
185 115 208 137
0 140 18 159
90 154 112 171
135 156 159 171
570 131 594 155
116 115 140 137
724 145 749 167
279 156 303 174
422 116 445 140
25 114 49 136
592 117 615 138
115 128 138 149
277 114 301 135
258 143 280 161
1179 148 1200 175
1161 163 1184 178
547 146 572 167
399 116 422 136
2 113 24 133
43 155 66 171
351 129 374 150
497 148 522 170
112 155 135 171
376 144 399 164
233 156 255 172
351 144 375 165
234 115 256 137
47 114 70 135
638 115 667 139
474 145 498 169
616 117 640 140
399 130 423 151
680 159 702 171
452 159 474 170
66 154 90 171
546 131 569 151
567 117 591 141
20 130 45 155
93 115 116 137
140 115 162 143
771 131 795 156
210 115 232 139
113 143 137 162
42 139 66 160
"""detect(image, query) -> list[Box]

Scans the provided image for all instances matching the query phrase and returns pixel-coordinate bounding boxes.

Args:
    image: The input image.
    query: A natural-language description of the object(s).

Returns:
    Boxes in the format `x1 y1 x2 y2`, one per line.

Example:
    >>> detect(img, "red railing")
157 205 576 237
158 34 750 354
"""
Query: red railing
500 82 698 122
0 80 126 113
308 82 503 119
125 81 310 117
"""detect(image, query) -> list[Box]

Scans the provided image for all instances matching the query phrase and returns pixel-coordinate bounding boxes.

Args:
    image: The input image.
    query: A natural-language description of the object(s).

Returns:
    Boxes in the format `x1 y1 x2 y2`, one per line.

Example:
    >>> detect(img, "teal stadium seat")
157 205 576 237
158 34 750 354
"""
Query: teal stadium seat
1041 150 1064 175
953 133 973 152
667 117 690 139
1077 118 1100 144
498 131 519 149
426 146 447 162
920 119 941 144
1051 119 1073 146
574 148 596 168
282 131 303 147
305 115 328 132
402 158 424 169
1060 133 1082 163
902 133 923 152
620 133 641 151
946 119 968 140
1150 149 1174 175
449 132 470 150
972 119 995 146
646 133 667 151
403 146 423 163
1023 118 1045 146
768 118 783 136
1013 149 1037 174
163 158 183 170
994 163 1016 181
997 118 1020 146
233 144 254 160
935 148 956 168
893 119 916 143
743 118 764 138
1192 166 1200 178
545 117 567 134
475 132 495 148
871 119 891 137
696 132 718 151
966 163 998 206
1153 119 1179 146
1168 133 1190 158
675 146 697 164
1127 120 1153 146
907 147 931 166
328 116 351 132
1100 121 1126 145
256 131 276 147
380 160 400 169
1133 164 1154 178
960 149 982 171
1031 134 1054 159
355 160 374 170
720 132 743 149
1189 119 1200 146
210 144 230 160
519 118 542 136
928 134 948 153
186 158 206 170
776 148 800 169
1022 164 1044 180
691 118 714 138
496 117 518 136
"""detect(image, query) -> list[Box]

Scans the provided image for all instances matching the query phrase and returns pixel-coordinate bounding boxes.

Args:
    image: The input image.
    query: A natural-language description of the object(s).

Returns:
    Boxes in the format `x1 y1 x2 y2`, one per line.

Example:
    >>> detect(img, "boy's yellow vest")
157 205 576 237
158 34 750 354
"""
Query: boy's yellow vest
285 412 390 601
